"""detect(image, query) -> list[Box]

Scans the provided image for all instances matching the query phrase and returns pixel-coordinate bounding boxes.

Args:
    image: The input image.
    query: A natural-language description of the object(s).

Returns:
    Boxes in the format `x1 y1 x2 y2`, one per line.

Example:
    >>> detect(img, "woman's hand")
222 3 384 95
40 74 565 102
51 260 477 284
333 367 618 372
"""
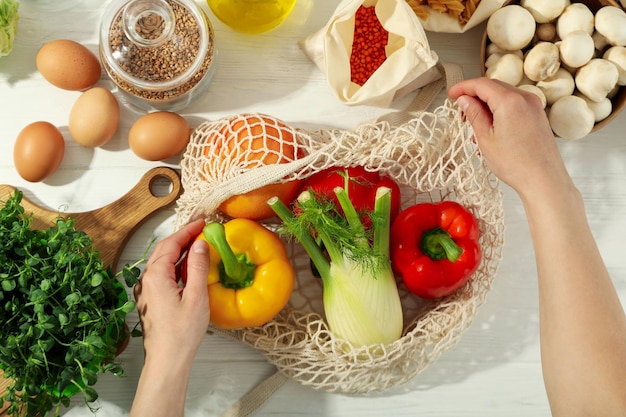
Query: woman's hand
450 77 626 417
134 218 210 362
130 218 210 417
448 78 573 202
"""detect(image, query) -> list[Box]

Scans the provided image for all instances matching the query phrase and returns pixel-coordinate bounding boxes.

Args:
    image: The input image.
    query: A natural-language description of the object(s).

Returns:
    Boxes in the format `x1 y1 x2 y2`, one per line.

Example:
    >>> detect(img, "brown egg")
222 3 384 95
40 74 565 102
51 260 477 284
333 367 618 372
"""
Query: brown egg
69 87 120 147
13 122 65 182
129 112 190 161
36 39 101 91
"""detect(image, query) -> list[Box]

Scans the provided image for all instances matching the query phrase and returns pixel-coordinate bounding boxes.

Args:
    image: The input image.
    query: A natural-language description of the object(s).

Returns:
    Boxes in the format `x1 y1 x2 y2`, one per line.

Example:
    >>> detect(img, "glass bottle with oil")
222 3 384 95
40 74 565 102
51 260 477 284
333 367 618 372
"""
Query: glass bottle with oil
207 0 296 33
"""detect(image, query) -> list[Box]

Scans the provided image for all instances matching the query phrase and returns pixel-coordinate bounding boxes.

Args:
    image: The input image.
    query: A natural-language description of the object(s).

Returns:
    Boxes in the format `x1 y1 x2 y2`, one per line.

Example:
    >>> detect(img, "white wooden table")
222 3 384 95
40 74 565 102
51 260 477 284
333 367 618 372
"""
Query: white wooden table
1 1 625 416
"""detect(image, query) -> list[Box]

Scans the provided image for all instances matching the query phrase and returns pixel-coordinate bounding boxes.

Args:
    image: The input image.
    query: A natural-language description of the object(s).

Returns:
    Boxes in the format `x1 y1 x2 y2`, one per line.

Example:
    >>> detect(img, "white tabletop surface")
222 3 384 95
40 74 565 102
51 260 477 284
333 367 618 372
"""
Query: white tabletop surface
1 1 625 416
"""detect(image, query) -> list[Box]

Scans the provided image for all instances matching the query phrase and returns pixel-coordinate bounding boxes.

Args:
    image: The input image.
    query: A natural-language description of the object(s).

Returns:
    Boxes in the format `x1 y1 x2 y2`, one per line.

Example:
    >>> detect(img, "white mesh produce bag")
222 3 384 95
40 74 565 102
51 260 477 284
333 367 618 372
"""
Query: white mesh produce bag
174 98 504 395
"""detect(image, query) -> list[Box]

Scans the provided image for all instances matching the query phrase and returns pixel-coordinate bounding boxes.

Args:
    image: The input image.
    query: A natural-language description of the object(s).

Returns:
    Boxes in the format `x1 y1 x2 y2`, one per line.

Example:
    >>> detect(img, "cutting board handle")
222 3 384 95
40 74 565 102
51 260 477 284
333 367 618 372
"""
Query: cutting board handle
0 166 182 271
76 166 182 270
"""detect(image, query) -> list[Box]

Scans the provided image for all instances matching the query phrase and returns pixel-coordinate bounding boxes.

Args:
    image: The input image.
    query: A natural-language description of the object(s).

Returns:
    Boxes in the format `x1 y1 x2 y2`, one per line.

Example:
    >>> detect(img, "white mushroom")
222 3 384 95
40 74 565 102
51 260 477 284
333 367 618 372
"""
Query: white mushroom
536 68 576 105
557 55 579 76
486 53 524 86
575 58 619 102
556 3 595 39
518 84 548 108
518 74 535 86
487 5 536 51
548 95 595 140
575 92 613 122
486 43 524 59
595 6 626 46
603 46 626 85
524 42 561 81
592 31 610 52
536 23 557 42
484 53 503 68
521 0 567 23
559 30 595 68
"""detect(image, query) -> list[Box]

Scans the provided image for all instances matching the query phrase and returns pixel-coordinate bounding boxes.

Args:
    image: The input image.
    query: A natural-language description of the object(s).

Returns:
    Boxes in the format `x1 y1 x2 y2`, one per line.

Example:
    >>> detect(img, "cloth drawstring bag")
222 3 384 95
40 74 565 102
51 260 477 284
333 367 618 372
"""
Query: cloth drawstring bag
299 0 441 107
406 0 508 33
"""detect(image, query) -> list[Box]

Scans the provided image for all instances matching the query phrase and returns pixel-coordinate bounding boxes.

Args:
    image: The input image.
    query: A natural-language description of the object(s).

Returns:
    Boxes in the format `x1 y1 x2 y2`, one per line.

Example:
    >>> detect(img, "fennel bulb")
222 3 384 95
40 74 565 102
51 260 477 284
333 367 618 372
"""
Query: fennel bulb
270 184 403 347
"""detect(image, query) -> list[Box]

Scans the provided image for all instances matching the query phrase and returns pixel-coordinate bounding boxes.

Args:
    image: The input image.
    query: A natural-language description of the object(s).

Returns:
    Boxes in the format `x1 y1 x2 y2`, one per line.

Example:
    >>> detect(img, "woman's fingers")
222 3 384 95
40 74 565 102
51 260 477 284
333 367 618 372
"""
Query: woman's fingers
456 94 494 140
182 239 210 306
146 218 206 268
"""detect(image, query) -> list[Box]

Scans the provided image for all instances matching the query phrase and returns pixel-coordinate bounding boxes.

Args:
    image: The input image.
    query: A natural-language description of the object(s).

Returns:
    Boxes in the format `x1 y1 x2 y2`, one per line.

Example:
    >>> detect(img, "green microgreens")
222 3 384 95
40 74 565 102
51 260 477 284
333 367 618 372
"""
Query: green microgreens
0 190 145 417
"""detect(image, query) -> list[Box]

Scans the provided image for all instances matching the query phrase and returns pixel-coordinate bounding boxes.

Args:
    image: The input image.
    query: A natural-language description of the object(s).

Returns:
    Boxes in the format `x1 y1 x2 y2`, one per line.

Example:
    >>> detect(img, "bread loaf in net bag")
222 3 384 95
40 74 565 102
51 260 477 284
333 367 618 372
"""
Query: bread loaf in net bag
174 100 504 394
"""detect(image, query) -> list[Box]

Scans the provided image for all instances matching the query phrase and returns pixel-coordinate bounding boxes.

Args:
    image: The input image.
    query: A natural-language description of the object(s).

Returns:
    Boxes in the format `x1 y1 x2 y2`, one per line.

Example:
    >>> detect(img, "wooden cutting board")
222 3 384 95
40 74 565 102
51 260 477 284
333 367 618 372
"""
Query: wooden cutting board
0 166 182 271
0 166 182 415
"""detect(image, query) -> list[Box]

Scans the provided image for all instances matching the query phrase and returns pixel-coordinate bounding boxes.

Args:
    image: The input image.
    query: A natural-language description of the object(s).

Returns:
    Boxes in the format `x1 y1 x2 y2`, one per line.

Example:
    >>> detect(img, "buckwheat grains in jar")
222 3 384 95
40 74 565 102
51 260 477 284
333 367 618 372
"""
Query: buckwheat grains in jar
100 0 216 111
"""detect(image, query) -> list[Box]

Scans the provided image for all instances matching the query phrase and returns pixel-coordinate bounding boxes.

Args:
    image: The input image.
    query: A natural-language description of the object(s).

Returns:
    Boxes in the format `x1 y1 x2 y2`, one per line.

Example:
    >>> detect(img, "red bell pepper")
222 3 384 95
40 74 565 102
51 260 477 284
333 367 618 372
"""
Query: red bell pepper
301 166 401 227
390 201 481 299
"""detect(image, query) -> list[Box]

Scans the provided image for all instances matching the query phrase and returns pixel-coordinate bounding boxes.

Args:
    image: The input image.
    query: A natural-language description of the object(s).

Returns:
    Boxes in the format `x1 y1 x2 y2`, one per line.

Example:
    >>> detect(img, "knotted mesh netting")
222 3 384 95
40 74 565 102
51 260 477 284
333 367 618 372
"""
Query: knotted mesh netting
174 100 504 394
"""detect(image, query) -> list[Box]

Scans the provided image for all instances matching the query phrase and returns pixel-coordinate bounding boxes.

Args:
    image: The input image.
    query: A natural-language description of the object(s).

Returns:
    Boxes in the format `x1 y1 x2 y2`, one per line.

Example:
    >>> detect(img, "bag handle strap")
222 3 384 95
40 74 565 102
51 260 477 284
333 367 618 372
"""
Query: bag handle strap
220 369 289 417
375 61 465 126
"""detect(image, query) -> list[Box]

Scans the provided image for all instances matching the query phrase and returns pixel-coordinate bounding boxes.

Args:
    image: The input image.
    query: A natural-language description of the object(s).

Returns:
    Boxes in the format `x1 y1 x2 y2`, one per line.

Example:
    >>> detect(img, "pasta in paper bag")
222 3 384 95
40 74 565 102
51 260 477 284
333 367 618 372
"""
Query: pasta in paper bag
407 0 507 33
299 0 441 107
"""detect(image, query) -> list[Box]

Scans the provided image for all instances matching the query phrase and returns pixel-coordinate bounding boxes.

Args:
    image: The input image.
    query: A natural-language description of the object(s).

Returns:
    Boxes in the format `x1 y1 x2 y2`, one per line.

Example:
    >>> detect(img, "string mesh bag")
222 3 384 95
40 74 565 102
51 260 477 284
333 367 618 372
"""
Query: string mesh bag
174 101 505 395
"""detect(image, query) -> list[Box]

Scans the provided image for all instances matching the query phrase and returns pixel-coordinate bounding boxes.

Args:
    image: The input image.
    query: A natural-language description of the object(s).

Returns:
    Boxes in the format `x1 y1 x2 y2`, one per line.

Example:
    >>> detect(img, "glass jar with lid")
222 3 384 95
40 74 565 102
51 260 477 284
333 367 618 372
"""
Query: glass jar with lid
99 0 216 112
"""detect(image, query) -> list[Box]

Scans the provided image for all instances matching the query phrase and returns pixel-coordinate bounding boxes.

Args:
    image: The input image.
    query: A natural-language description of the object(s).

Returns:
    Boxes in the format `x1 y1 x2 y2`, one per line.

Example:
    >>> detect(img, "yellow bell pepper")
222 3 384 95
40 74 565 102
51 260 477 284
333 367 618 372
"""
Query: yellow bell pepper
199 219 294 330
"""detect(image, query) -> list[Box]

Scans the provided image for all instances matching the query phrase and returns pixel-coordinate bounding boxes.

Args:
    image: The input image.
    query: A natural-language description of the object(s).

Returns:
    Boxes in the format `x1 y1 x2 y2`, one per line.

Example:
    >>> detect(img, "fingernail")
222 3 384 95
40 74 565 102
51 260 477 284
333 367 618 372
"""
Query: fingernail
192 239 209 255
456 95 470 113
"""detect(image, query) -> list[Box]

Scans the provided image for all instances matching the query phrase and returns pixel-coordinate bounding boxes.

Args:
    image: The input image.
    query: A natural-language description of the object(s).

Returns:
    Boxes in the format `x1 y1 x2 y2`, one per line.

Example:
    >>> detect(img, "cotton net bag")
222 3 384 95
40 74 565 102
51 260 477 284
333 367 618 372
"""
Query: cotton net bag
174 100 504 395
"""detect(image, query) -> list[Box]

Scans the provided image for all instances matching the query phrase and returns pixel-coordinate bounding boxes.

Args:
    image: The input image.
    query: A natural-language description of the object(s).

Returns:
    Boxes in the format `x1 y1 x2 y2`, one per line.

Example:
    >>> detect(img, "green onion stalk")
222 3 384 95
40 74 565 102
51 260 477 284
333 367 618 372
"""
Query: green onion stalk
268 185 403 348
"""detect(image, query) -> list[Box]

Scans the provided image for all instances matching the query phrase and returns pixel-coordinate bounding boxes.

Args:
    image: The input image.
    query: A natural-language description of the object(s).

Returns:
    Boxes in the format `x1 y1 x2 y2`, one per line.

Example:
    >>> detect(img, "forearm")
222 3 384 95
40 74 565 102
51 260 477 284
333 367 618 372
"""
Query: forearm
521 183 626 417
129 354 193 417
